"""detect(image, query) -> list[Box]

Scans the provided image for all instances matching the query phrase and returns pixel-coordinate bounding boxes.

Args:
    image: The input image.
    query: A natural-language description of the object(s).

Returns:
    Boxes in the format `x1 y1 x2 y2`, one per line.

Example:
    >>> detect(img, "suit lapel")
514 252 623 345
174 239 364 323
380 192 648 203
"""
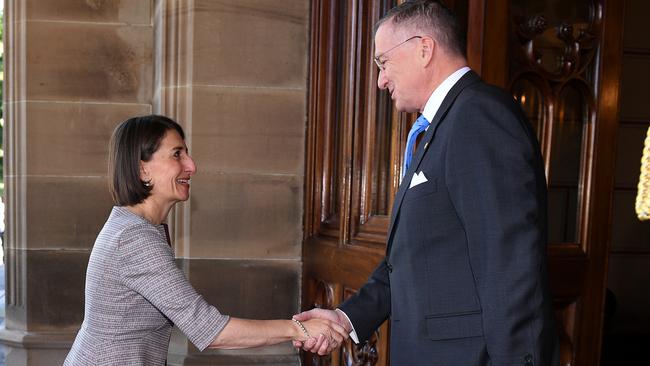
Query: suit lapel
386 70 481 255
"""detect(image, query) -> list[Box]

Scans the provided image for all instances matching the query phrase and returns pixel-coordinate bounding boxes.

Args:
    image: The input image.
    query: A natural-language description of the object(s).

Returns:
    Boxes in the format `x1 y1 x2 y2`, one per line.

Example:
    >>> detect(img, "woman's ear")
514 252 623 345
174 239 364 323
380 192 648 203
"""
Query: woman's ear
140 161 153 187
140 161 150 182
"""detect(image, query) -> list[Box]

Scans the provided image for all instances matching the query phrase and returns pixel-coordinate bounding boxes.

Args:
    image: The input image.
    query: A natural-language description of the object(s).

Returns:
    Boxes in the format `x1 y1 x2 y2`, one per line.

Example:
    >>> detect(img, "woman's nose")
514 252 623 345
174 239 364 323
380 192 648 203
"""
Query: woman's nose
185 155 197 175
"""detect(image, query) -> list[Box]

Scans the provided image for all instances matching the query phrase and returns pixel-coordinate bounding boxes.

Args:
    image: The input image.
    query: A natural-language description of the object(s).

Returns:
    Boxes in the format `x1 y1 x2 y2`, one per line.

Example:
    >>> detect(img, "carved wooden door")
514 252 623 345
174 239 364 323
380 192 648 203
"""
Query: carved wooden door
303 0 624 365
303 1 402 365
467 0 625 365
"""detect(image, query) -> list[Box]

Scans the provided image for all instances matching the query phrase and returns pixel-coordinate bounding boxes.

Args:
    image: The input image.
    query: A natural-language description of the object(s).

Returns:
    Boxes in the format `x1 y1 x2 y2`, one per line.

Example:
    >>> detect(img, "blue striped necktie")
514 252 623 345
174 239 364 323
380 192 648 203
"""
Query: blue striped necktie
402 115 430 178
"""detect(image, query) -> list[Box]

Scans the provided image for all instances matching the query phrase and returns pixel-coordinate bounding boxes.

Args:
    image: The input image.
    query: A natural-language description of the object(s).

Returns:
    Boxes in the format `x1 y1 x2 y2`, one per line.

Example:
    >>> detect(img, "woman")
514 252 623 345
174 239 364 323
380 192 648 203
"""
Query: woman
64 115 346 365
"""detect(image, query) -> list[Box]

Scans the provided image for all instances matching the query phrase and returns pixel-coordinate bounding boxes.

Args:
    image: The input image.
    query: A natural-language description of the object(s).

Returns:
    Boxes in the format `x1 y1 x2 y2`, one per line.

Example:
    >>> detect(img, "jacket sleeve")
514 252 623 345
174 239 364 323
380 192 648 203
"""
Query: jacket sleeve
338 258 391 343
445 92 555 364
118 224 230 351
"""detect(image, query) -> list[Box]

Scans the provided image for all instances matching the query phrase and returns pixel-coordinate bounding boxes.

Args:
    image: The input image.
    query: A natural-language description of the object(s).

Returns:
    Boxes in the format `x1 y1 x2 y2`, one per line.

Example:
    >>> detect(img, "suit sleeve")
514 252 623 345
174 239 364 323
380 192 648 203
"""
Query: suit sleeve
337 258 391 343
445 95 551 363
118 224 230 351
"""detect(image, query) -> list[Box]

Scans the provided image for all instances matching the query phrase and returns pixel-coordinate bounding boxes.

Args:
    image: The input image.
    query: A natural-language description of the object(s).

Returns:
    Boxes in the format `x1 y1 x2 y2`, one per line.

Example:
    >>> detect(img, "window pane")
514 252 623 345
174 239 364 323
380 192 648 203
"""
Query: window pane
548 84 586 242
512 78 545 139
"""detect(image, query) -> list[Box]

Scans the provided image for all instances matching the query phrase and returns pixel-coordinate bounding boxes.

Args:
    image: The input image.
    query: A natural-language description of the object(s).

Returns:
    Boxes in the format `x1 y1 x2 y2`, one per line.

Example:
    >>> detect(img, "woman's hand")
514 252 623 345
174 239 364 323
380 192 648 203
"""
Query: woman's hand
292 308 353 355
293 318 348 355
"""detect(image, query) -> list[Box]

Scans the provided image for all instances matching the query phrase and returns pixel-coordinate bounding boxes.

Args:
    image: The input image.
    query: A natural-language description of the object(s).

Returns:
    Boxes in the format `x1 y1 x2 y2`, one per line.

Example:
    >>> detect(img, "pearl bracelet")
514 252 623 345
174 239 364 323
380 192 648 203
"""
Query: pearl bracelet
292 318 310 338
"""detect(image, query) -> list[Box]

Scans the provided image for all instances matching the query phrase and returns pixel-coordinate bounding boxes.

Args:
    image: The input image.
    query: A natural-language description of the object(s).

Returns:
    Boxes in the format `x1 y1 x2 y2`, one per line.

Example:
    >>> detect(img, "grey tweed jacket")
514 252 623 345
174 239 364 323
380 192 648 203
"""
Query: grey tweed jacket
64 206 229 365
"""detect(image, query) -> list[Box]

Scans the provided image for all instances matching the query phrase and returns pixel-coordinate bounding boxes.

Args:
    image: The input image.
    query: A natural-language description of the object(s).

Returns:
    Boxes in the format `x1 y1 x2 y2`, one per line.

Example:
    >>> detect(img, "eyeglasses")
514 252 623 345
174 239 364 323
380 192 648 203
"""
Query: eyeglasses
373 35 422 70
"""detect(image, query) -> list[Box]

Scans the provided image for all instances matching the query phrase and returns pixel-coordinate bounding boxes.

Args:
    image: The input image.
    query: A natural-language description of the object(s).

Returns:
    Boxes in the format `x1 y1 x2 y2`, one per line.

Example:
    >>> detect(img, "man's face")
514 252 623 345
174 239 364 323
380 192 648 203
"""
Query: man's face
374 24 425 113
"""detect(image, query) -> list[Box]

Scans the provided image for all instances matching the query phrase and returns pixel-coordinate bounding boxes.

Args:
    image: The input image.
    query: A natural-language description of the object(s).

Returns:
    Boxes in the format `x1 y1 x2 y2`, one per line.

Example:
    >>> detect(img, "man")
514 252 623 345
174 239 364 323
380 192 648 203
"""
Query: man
294 1 559 365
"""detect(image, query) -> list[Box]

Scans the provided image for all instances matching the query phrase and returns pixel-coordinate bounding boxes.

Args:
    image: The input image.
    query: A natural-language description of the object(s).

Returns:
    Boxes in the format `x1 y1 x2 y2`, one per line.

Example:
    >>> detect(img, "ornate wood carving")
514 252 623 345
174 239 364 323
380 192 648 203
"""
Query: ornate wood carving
342 334 380 366
311 279 336 310
509 2 603 246
513 7 600 80
303 278 335 366
303 281 384 366
340 287 381 366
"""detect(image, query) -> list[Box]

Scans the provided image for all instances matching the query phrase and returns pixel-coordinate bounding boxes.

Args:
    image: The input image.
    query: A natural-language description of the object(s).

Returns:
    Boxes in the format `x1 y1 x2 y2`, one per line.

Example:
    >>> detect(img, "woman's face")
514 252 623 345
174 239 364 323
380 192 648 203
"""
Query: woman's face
141 129 196 205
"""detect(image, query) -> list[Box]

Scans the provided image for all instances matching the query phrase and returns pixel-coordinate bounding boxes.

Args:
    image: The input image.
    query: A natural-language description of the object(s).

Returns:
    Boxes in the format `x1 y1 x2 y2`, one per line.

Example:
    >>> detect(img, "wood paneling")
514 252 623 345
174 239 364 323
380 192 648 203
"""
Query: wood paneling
303 1 396 364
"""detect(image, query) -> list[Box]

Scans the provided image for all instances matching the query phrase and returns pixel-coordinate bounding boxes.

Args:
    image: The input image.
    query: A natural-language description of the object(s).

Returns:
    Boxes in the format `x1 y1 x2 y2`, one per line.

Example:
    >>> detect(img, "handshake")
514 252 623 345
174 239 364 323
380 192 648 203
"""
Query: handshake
291 308 353 355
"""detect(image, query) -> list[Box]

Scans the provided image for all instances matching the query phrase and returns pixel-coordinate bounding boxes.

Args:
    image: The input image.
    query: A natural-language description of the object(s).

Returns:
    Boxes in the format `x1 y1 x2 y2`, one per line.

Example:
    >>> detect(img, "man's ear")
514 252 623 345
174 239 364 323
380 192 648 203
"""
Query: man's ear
419 37 435 65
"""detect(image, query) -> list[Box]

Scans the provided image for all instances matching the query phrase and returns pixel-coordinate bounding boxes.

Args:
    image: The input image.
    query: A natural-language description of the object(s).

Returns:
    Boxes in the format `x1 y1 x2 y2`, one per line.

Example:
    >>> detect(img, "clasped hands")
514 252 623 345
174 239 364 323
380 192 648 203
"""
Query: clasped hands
292 308 352 355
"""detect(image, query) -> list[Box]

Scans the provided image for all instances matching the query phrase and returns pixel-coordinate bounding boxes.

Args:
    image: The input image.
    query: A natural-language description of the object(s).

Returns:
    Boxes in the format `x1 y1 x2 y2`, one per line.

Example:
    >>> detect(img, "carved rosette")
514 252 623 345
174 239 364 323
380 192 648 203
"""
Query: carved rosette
341 331 380 366
512 1 601 82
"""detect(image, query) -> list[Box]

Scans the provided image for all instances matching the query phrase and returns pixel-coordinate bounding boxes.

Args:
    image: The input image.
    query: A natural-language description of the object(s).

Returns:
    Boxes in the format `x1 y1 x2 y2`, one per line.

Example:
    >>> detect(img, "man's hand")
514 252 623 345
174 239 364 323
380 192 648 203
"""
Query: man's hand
292 308 352 355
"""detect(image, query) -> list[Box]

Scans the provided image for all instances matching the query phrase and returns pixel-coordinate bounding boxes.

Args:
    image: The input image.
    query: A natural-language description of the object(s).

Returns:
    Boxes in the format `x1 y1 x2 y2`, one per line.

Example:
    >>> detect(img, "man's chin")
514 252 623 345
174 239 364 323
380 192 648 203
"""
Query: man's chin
393 102 418 113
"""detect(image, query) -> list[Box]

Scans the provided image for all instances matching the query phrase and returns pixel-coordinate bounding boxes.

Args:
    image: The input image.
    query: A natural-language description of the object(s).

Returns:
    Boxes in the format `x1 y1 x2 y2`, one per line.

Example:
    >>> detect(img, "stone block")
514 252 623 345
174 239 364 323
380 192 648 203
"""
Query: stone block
22 177 114 250
25 0 152 24
3 347 70 366
176 258 300 319
189 86 305 175
180 173 302 259
23 101 151 176
25 21 153 103
190 0 309 88
4 249 89 332
168 258 301 363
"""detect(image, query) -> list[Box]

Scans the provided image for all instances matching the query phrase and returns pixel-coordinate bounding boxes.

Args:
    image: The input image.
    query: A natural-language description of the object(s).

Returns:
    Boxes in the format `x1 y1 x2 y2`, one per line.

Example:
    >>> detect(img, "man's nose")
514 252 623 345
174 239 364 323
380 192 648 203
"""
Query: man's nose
377 69 388 89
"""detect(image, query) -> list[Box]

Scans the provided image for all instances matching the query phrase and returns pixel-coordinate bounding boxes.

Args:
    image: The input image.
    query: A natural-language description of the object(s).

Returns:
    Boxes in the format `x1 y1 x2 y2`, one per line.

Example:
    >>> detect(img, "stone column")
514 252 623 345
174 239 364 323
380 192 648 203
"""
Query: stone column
1 1 154 364
1 1 309 364
156 1 309 364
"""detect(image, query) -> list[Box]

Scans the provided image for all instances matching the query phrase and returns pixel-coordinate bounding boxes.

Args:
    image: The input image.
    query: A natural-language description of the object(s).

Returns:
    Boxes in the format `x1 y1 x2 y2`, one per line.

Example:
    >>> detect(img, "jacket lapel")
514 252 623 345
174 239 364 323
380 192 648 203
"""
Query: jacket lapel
386 70 481 255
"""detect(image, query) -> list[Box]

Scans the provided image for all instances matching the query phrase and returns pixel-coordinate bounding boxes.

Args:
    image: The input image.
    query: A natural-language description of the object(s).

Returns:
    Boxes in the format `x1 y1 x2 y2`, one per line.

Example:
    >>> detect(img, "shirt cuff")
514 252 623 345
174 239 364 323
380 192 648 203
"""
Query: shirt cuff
335 308 359 344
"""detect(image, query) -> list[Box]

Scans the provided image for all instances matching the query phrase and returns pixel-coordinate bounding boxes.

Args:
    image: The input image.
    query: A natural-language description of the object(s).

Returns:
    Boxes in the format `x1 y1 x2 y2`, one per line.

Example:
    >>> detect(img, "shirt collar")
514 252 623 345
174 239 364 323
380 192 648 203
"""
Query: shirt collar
421 66 471 123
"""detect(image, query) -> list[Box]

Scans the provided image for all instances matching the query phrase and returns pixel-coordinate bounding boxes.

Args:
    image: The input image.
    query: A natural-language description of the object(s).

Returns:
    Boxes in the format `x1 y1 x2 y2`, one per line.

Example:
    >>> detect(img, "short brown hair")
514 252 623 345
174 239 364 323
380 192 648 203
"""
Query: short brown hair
108 115 186 206
376 0 466 58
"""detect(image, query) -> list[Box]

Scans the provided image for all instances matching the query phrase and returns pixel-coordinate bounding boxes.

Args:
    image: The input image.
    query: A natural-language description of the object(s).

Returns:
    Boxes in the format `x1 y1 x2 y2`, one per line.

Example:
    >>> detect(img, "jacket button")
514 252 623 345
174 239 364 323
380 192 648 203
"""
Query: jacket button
524 353 533 366
386 263 393 273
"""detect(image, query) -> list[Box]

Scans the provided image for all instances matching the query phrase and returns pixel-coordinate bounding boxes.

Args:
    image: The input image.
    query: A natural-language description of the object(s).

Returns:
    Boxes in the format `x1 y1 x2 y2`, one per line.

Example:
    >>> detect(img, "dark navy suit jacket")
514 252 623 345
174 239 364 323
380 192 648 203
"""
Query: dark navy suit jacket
339 71 559 365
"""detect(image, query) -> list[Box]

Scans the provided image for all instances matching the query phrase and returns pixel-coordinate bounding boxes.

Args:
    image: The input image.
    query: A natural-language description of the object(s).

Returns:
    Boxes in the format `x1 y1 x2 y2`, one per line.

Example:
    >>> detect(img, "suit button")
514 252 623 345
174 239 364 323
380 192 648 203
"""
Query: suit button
386 263 393 273
524 353 533 366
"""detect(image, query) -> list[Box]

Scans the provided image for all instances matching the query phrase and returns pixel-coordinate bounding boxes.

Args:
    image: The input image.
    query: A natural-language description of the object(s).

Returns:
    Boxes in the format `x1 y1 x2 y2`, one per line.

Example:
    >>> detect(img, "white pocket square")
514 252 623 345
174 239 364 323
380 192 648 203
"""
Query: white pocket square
409 171 428 188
